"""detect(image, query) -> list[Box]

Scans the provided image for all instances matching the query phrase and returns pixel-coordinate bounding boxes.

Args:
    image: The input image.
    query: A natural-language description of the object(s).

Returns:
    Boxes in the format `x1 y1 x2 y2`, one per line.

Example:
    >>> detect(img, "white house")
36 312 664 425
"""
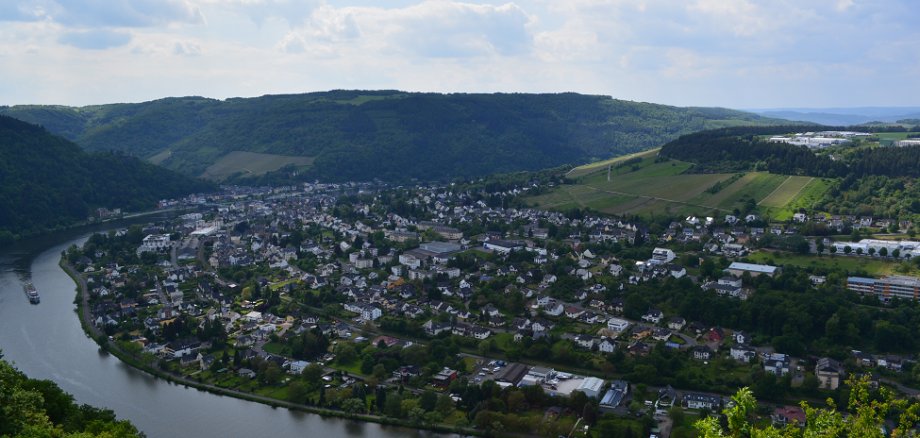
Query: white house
650 248 676 265
598 338 617 353
607 317 630 332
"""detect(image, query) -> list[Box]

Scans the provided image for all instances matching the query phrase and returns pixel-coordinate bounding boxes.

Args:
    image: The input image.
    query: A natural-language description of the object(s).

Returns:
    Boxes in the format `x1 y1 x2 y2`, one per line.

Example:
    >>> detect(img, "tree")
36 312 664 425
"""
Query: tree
419 391 438 412
372 363 387 380
341 398 366 414
288 381 310 404
384 394 402 418
695 376 918 438
435 393 455 416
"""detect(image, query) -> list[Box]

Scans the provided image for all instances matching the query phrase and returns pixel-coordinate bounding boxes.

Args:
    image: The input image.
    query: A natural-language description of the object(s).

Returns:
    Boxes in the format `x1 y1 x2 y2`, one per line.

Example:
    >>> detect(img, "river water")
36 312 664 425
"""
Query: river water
0 221 451 438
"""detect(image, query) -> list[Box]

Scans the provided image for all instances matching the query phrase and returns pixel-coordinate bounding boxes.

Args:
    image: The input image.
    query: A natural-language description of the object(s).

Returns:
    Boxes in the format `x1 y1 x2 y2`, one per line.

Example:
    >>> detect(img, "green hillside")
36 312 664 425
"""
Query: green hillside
0 115 213 243
0 91 789 183
528 151 833 219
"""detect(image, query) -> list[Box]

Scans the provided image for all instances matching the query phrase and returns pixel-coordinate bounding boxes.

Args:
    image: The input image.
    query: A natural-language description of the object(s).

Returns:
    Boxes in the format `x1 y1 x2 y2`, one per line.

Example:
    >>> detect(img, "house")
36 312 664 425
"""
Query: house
667 317 686 331
657 385 678 407
607 317 630 332
472 326 492 340
815 357 844 390
706 327 725 343
732 330 749 345
574 334 595 349
650 248 676 265
642 309 663 324
652 327 671 341
361 305 382 321
565 306 585 319
692 345 713 361
772 406 806 427
763 353 791 376
627 341 652 356
598 338 617 353
544 303 564 316
730 345 756 363
684 393 722 410
668 264 687 279
288 360 311 374
432 367 458 387
423 320 452 336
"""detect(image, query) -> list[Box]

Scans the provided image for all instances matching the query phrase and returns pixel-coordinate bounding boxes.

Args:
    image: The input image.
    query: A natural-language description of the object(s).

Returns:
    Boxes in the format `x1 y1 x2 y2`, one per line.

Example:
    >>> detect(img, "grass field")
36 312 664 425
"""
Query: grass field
529 152 837 219
747 251 917 276
201 151 314 181
565 148 660 179
875 132 920 141
147 149 172 165
759 176 814 208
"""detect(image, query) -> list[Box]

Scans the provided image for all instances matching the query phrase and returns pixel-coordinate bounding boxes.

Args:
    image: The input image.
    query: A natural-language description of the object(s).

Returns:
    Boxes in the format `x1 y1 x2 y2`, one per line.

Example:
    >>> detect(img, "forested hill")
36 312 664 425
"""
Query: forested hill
658 125 920 178
0 115 213 243
0 91 789 183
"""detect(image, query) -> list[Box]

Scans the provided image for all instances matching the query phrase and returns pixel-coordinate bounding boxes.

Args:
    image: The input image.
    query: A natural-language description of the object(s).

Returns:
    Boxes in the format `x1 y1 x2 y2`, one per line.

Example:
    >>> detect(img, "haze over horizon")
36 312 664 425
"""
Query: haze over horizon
1 0 918 109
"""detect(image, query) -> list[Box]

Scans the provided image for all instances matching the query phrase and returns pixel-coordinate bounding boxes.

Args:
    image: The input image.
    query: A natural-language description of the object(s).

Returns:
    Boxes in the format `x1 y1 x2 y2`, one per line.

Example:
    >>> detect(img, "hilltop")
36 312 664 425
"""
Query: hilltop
1 91 789 183
0 116 213 243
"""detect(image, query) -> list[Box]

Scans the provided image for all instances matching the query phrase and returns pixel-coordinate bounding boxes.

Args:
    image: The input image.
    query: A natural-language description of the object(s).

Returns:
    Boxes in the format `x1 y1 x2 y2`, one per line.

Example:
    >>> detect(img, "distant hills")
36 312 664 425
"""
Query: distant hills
0 115 212 243
0 91 791 183
751 107 920 126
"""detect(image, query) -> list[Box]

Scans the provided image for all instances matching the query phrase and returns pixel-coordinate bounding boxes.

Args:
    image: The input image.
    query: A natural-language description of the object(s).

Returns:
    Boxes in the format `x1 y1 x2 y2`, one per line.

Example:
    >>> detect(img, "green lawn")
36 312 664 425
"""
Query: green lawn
747 251 917 276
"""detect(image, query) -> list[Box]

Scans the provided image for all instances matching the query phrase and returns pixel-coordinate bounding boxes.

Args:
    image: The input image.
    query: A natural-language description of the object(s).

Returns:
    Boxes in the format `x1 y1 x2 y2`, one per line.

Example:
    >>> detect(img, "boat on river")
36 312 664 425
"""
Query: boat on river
23 282 40 304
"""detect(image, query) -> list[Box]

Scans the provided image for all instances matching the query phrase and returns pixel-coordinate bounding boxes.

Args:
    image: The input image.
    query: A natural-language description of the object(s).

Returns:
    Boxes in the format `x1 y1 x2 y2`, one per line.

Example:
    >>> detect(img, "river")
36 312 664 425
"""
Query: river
0 221 452 438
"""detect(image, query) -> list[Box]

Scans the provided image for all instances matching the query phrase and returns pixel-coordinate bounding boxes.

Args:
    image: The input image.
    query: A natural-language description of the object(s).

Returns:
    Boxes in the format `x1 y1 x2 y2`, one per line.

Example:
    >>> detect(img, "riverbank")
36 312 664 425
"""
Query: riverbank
61 258 478 438
1 206 191 249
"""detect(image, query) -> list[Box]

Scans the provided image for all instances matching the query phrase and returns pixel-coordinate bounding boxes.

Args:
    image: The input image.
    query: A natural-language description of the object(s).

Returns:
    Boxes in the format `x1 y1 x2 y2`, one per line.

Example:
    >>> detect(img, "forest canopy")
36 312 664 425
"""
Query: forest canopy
0 116 212 243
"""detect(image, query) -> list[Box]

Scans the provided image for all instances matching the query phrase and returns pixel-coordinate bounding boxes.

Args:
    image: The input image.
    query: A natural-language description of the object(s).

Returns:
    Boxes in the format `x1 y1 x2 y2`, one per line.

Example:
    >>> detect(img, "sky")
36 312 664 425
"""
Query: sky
1 0 919 109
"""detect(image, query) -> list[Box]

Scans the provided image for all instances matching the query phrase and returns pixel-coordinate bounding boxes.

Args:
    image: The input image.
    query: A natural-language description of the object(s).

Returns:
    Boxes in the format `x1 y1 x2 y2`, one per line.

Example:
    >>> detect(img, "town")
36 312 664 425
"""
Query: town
69 178 920 437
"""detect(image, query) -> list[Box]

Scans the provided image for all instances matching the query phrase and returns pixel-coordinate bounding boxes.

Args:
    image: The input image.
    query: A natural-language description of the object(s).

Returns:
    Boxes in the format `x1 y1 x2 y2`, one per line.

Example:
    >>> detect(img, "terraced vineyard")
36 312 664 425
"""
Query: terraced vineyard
529 152 834 218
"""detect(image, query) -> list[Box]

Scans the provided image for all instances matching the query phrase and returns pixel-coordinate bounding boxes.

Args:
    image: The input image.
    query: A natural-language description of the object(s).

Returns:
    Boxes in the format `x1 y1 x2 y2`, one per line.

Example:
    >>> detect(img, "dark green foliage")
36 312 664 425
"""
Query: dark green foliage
659 125 920 179
0 359 141 437
850 145 920 178
659 125 844 176
1 91 788 182
0 115 212 240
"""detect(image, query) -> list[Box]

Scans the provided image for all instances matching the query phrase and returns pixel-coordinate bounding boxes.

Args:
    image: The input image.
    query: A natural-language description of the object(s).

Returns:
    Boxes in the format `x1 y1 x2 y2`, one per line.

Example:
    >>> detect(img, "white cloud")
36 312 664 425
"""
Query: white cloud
280 1 534 59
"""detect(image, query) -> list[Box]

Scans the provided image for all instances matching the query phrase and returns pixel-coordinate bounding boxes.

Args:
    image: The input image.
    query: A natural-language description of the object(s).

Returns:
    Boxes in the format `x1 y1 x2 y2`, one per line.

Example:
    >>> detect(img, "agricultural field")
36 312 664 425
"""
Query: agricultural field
759 176 814 208
201 151 314 181
528 152 834 218
147 149 172 165
565 148 660 179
